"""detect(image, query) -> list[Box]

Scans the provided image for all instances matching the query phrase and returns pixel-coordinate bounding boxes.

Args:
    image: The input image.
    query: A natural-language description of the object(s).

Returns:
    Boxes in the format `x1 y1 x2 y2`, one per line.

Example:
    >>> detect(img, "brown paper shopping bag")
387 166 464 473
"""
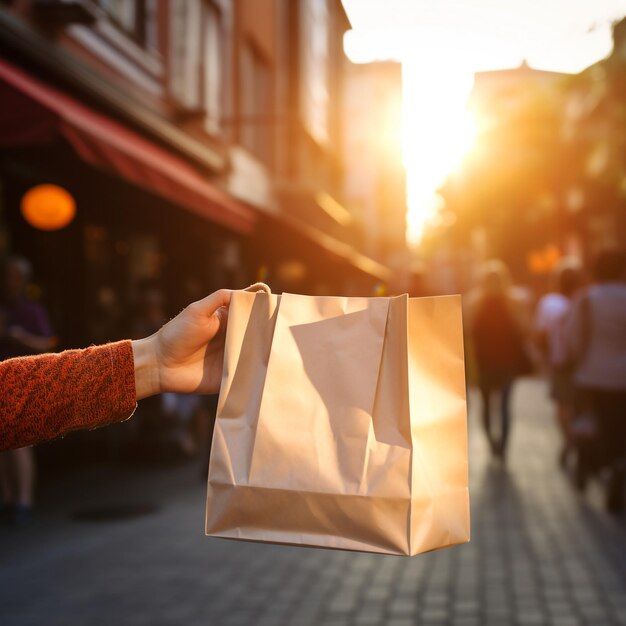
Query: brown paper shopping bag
206 291 469 556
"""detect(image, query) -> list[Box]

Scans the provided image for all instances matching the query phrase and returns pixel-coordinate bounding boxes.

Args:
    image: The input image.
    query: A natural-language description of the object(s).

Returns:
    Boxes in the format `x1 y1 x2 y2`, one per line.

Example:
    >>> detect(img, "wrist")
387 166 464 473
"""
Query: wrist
131 336 161 400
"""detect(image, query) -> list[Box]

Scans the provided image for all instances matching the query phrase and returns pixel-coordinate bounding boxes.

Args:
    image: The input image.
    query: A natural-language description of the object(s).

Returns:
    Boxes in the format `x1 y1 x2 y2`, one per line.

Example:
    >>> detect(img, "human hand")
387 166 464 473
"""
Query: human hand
132 284 270 400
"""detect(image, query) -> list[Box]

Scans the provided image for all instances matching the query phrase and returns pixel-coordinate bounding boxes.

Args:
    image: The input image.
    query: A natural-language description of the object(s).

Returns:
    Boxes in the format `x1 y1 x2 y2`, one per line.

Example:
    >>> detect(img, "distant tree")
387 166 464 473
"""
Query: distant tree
565 24 626 252
438 19 626 276
439 75 568 277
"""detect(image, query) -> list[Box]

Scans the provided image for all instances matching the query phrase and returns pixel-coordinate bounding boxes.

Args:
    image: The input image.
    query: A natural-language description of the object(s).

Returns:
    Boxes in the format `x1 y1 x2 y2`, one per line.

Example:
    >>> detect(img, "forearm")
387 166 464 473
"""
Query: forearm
131 336 161 400
0 341 136 451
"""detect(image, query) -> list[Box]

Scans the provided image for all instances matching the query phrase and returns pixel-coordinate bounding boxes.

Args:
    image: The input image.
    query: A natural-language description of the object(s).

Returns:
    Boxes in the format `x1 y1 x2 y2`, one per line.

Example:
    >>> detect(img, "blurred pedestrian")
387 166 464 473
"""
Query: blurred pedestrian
565 248 626 514
533 258 585 467
468 260 531 463
0 256 55 525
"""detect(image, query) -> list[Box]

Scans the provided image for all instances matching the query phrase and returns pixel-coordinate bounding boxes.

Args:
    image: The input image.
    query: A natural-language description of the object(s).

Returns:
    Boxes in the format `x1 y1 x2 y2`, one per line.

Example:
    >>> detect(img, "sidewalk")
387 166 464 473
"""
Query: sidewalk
1 378 625 626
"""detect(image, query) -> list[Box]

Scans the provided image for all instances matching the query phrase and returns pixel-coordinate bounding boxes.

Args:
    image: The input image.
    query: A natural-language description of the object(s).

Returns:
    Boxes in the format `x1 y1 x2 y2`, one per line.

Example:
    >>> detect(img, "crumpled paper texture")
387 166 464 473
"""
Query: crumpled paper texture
206 291 469 555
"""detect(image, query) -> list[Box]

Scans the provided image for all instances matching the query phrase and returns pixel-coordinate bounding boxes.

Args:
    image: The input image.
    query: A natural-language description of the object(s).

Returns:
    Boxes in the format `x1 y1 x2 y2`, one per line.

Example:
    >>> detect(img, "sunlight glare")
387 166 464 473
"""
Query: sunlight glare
344 25 478 245
402 59 476 244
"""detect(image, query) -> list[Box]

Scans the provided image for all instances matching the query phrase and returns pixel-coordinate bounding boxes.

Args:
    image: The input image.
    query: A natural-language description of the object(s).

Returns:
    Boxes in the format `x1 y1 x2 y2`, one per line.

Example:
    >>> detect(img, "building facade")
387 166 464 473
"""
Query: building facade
342 60 407 287
0 0 390 354
441 60 569 282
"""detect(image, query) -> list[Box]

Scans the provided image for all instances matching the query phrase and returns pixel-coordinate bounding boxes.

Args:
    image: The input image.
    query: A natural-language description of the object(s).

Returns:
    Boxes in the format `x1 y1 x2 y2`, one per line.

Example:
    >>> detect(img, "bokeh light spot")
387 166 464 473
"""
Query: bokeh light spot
21 184 76 231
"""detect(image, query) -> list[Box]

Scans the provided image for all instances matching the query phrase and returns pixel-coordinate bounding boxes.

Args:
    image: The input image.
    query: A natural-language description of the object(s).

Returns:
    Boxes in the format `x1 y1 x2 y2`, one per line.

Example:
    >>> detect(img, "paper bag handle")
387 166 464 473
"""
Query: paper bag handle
243 282 271 295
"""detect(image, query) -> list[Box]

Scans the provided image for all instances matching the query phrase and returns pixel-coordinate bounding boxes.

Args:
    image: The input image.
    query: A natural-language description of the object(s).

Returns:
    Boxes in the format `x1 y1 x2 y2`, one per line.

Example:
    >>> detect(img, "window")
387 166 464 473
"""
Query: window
170 0 202 109
170 0 223 133
97 0 158 51
203 4 222 133
240 43 272 164
300 0 329 145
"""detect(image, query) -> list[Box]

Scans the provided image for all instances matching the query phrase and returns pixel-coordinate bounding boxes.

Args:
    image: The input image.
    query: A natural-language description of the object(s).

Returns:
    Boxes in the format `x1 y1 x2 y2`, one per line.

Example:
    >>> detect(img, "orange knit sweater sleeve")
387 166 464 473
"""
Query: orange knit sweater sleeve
0 340 137 451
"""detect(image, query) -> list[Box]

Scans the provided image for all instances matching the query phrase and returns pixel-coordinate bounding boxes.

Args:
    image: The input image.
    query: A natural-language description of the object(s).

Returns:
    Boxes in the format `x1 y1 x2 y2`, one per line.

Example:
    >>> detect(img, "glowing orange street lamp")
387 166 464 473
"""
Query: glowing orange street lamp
21 184 76 231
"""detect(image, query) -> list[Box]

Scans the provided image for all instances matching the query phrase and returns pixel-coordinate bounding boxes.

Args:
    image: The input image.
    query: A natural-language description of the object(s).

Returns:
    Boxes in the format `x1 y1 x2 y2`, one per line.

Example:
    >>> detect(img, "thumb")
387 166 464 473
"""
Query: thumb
213 305 229 339
193 289 233 319
181 290 232 344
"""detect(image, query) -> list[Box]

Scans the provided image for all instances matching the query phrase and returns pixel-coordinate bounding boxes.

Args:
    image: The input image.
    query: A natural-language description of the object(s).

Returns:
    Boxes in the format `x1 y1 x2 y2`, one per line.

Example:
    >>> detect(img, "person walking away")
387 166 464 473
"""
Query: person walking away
0 256 55 525
564 248 626 514
533 259 585 467
469 260 531 463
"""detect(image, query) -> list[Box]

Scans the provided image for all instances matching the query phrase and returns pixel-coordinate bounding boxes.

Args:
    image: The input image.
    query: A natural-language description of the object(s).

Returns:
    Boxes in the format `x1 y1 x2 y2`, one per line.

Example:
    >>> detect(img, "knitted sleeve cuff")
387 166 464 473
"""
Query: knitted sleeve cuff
66 340 137 434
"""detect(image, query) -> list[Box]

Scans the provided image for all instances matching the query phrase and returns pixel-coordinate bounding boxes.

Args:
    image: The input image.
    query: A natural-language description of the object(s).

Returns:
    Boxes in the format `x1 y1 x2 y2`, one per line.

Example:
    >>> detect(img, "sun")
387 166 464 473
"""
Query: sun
401 59 477 245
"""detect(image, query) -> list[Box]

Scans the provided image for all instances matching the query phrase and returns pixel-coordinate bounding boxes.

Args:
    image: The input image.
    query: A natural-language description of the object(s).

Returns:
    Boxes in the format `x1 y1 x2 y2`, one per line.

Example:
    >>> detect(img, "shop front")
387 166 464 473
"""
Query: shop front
0 58 256 350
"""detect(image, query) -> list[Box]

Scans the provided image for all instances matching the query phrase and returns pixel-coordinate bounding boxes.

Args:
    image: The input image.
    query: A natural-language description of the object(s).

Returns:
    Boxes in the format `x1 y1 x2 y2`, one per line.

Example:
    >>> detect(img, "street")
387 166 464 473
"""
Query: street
1 378 625 626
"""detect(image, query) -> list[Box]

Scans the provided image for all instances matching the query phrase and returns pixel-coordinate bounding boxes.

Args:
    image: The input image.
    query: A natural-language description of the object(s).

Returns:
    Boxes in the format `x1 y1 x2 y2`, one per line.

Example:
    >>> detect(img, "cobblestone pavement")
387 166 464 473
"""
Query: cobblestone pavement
1 379 625 626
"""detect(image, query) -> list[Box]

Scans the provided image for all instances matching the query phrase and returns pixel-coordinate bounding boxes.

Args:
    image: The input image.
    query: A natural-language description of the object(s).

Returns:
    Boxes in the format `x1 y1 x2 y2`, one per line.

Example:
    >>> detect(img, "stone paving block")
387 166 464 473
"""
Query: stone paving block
367 585 391 599
354 610 385 625
454 599 481 613
517 612 548 625
451 618 481 626
286 608 320 625
253 616 289 626
423 593 448 606
579 606 611 621
327 594 360 613
320 619 351 626
547 601 576 615
386 618 414 626
388 599 417 615
550 617 583 626
396 581 424 595
513 596 544 612
543 587 568 600
419 608 449 621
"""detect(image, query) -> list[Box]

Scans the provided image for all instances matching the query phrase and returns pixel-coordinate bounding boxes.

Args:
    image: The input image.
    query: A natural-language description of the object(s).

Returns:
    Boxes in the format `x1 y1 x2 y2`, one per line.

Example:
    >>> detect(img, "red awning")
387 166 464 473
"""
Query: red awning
0 59 255 234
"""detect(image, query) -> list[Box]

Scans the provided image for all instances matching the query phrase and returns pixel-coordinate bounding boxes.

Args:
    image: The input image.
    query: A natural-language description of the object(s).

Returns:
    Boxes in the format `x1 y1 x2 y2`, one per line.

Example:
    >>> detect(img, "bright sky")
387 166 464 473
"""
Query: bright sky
342 0 626 245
